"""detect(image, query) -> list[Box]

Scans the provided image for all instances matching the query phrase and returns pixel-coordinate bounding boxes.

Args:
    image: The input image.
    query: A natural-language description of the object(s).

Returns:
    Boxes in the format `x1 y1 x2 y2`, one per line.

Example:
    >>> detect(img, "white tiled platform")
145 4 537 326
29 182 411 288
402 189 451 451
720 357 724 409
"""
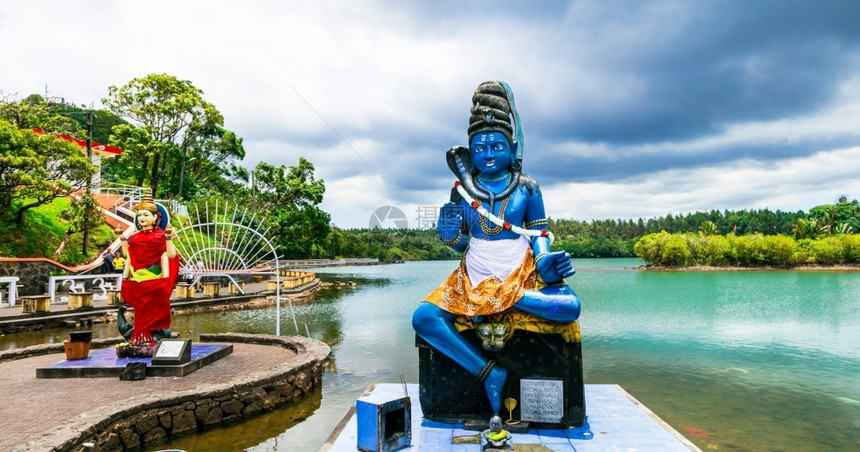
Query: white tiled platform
323 384 700 452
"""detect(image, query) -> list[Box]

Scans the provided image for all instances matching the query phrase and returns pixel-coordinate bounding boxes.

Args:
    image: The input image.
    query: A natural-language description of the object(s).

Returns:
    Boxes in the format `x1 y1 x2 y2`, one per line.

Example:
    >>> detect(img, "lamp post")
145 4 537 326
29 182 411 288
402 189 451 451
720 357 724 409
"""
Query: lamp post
85 111 93 190
83 109 93 253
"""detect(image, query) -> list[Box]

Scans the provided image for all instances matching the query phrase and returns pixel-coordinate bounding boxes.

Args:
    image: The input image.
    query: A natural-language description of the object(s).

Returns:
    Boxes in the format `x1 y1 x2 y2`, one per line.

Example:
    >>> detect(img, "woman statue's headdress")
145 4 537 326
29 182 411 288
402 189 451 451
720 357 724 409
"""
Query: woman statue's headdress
133 188 171 231
134 188 158 214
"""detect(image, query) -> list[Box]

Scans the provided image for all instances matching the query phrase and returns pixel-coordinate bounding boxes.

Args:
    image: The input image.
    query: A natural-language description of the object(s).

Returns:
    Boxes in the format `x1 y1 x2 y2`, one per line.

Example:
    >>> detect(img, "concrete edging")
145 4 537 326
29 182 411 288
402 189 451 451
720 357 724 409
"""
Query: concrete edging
11 333 331 452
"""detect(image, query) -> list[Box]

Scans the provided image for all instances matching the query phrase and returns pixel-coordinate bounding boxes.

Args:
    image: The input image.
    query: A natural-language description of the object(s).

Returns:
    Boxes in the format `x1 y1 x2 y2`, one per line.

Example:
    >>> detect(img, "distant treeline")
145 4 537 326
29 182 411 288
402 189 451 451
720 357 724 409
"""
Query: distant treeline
325 228 460 262
328 199 860 261
547 207 808 258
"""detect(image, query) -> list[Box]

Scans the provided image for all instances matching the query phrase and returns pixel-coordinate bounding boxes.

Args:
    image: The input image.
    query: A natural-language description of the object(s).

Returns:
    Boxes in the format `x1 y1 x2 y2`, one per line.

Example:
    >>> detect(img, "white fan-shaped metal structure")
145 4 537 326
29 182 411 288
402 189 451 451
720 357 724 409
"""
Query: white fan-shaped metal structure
172 201 296 335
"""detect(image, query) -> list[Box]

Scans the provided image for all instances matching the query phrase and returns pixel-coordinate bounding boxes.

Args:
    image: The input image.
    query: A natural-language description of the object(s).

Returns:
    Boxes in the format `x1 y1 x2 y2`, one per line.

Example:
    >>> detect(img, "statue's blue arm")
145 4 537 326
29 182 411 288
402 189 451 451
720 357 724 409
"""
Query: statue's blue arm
523 185 575 284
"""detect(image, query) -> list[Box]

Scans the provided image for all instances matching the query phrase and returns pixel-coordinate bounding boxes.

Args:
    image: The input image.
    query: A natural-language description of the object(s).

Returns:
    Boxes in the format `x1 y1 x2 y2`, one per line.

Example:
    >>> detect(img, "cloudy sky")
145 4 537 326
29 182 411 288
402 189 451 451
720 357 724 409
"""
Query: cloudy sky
3 0 860 228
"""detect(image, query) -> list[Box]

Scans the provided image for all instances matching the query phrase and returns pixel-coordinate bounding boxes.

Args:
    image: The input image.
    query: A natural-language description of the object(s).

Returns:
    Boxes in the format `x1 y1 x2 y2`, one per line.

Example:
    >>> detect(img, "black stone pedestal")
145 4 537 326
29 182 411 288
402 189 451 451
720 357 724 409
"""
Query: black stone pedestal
416 329 585 428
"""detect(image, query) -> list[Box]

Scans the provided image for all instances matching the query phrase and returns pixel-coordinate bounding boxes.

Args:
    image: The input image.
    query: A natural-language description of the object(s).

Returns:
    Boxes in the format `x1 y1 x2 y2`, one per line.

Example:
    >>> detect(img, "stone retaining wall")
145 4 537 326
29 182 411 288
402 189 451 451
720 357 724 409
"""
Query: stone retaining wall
0 259 70 296
12 333 331 452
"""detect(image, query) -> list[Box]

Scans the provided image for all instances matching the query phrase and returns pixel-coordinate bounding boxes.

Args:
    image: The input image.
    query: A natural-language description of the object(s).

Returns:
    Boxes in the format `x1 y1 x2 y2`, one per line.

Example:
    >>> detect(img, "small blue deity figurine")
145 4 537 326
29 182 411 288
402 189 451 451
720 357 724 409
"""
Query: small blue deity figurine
412 80 581 415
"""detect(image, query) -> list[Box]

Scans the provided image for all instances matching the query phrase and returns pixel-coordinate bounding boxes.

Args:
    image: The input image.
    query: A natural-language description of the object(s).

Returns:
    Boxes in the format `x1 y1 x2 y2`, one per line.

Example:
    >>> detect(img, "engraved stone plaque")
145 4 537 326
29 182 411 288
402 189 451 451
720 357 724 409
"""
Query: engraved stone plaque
520 378 564 423
151 339 191 365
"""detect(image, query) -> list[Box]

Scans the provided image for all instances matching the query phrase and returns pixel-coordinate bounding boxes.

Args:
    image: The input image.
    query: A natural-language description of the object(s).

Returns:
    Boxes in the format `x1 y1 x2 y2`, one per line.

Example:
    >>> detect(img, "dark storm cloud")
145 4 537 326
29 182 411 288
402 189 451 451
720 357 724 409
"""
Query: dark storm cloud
366 0 860 199
525 1 860 145
527 137 860 186
263 0 860 216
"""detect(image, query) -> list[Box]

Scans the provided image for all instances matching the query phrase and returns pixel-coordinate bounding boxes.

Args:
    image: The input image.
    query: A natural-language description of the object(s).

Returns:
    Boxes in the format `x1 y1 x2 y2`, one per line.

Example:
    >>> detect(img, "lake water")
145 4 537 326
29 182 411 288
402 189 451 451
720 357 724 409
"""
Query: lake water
4 259 859 451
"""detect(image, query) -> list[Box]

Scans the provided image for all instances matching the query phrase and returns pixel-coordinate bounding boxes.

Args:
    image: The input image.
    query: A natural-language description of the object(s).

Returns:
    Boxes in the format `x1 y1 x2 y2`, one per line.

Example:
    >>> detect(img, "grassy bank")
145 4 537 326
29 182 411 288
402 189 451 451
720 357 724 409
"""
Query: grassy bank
0 198 114 266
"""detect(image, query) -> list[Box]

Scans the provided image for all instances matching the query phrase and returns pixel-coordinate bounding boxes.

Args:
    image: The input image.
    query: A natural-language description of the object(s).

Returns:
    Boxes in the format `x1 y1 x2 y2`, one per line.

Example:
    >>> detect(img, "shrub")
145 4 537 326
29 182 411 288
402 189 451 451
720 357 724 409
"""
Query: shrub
634 231 860 267
700 234 732 266
734 234 766 266
808 237 844 265
684 234 705 265
838 234 860 263
633 231 690 266
660 234 690 266
634 231 690 266
760 234 799 266
633 232 661 265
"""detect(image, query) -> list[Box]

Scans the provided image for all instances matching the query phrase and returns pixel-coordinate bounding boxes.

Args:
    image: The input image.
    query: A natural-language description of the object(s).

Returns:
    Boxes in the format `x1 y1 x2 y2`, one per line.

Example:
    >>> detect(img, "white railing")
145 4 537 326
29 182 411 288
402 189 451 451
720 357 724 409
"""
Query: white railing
48 274 122 303
160 199 188 217
0 276 19 306
98 182 144 210
97 181 188 217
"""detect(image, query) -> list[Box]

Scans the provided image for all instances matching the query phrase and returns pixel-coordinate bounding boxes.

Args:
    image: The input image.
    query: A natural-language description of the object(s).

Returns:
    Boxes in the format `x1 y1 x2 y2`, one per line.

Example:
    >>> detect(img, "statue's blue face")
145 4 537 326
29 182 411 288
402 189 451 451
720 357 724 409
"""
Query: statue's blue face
470 132 512 178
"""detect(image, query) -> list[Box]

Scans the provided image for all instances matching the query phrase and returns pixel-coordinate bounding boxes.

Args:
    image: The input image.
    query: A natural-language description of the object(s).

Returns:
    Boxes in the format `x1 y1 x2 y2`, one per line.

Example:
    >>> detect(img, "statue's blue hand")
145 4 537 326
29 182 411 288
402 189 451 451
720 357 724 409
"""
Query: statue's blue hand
437 202 463 243
537 251 575 284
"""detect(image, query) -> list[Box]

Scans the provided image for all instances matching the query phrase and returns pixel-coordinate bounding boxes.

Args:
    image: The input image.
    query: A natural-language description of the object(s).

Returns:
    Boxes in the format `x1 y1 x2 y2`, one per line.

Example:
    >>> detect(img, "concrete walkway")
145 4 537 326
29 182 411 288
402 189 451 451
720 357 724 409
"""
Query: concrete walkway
0 279 324 450
0 333 330 451
0 341 290 450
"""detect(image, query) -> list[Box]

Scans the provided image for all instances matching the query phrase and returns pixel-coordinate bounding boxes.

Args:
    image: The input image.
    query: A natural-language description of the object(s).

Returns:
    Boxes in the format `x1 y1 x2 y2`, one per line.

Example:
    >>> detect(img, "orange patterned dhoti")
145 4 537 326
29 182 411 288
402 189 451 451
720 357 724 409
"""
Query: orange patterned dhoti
425 242 538 316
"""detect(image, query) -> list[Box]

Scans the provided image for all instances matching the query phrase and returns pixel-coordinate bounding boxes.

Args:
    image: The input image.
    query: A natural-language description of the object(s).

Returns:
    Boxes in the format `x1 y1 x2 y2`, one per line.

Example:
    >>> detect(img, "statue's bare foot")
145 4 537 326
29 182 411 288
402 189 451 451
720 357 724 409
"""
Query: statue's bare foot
484 366 508 415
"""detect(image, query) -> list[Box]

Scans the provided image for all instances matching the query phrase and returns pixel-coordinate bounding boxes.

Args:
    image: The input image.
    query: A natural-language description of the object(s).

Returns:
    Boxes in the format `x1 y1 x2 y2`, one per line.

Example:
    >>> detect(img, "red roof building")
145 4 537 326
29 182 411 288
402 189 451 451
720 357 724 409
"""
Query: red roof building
32 129 122 191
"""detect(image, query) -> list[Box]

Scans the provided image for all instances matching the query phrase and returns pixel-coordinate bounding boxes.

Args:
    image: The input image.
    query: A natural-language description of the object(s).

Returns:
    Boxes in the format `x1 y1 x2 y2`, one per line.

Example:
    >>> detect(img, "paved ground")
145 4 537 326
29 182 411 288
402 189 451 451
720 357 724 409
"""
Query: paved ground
0 342 297 451
0 278 321 450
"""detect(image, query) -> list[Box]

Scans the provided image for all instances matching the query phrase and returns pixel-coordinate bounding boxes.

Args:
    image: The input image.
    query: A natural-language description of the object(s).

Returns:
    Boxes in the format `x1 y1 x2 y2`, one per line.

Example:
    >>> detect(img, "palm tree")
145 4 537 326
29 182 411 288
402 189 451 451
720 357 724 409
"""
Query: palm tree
834 223 854 235
698 220 719 236
794 218 828 239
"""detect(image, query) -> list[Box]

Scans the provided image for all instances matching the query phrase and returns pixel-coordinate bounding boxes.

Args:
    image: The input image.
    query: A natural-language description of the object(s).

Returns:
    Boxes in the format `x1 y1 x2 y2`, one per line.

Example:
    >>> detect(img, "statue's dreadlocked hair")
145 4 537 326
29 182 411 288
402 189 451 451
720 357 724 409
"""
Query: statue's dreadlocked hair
468 81 515 144
466 80 525 172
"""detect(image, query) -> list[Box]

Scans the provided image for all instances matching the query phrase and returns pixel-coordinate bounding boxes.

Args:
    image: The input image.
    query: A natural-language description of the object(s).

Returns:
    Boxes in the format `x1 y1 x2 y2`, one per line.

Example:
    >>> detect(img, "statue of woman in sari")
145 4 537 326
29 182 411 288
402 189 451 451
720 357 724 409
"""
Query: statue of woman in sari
117 189 180 347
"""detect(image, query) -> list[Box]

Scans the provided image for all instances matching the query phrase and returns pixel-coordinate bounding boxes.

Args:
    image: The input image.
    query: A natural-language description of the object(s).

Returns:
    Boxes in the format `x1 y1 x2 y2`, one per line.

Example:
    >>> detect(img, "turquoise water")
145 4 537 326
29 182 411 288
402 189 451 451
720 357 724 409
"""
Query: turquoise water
4 260 859 451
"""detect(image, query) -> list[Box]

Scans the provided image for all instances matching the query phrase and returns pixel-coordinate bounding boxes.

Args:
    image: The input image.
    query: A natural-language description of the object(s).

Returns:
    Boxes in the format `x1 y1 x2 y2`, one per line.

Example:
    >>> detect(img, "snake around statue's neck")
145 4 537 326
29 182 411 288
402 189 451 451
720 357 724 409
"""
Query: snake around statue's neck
446 145 520 214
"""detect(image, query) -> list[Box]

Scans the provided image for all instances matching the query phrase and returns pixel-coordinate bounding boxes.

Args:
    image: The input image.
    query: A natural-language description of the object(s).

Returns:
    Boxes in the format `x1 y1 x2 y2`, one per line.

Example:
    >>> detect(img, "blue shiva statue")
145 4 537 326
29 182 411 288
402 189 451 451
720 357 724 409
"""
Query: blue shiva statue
412 80 581 415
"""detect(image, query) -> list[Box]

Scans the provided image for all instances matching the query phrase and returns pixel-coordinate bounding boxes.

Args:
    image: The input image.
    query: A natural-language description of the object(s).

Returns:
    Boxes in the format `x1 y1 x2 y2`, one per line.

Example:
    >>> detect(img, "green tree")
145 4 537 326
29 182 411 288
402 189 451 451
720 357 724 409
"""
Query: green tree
252 159 331 259
838 234 860 263
103 73 245 198
834 223 854 235
808 199 860 234
55 194 103 258
0 119 96 223
793 218 827 240
700 234 732 266
633 231 690 266
698 220 719 236
56 105 127 145
808 237 843 265
0 92 73 134
760 235 799 266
